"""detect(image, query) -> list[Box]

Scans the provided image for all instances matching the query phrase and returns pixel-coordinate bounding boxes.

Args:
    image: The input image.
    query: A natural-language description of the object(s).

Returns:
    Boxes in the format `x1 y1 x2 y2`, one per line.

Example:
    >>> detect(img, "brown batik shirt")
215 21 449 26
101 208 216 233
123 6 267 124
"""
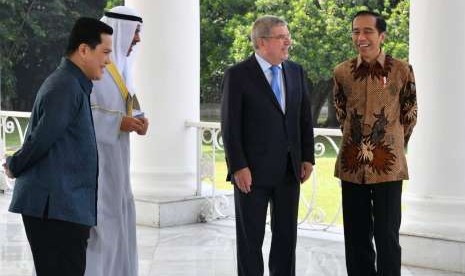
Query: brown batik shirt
332 51 417 184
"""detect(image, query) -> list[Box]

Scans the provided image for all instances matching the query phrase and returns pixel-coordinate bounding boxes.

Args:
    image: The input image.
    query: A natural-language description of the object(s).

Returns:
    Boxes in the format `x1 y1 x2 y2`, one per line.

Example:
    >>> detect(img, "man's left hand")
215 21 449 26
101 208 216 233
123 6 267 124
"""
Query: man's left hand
300 162 313 184
136 117 149 135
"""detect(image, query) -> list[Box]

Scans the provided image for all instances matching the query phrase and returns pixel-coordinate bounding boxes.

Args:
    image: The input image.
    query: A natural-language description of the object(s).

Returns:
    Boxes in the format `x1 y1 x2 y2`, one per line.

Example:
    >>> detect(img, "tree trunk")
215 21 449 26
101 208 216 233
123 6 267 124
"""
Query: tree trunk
325 89 339 128
310 79 332 127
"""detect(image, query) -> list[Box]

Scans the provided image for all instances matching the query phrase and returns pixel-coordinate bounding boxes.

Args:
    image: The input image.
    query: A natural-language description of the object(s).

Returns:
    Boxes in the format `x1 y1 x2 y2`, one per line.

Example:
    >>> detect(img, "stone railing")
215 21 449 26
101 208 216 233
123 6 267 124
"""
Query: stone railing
186 121 343 229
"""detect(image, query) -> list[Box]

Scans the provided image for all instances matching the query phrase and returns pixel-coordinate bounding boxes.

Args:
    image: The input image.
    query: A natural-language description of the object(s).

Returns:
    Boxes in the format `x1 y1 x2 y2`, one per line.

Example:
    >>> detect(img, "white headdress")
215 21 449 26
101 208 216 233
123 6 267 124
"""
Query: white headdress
101 6 142 86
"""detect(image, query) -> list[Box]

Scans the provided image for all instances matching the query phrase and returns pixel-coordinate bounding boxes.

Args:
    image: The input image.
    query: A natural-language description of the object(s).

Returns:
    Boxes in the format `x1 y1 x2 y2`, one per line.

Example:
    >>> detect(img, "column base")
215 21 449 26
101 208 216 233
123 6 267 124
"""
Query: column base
134 193 234 228
400 234 465 273
131 167 197 199
401 194 465 272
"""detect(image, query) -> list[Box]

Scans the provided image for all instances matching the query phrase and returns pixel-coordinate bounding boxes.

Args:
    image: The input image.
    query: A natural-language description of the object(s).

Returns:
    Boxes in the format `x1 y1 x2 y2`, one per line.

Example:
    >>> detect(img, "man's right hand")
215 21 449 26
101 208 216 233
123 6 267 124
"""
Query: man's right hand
234 167 252 194
2 163 14 179
120 116 144 133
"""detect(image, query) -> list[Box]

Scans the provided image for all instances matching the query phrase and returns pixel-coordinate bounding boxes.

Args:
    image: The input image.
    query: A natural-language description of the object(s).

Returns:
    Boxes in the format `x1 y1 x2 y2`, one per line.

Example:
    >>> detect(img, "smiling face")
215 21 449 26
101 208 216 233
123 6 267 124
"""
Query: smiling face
258 24 292 65
352 15 385 63
81 33 112 80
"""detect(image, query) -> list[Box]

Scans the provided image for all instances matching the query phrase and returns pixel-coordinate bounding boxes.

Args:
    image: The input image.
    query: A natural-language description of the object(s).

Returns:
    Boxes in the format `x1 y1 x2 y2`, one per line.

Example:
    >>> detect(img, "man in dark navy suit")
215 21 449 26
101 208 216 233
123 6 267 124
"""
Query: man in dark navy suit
221 15 315 276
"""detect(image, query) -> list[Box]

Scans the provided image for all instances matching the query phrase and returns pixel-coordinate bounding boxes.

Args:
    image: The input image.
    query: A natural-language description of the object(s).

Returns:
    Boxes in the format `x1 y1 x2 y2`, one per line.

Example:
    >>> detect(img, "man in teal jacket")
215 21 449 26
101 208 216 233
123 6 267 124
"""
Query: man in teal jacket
3 17 112 276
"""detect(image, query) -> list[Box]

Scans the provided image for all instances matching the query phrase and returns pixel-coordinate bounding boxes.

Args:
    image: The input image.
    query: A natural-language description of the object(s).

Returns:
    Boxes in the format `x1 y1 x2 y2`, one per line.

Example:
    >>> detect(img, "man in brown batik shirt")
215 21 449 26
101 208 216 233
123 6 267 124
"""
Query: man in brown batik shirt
332 10 417 276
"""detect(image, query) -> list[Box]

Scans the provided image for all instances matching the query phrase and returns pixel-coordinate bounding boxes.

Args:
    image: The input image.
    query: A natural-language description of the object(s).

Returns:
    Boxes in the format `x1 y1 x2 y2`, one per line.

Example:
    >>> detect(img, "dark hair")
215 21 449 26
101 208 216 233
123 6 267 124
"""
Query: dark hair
65 17 113 56
352 11 387 33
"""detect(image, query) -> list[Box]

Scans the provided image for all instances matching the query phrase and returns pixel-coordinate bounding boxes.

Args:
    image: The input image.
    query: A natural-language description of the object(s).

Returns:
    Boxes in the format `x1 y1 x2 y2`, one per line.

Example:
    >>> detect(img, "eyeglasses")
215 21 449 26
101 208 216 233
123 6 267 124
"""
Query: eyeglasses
261 34 292 41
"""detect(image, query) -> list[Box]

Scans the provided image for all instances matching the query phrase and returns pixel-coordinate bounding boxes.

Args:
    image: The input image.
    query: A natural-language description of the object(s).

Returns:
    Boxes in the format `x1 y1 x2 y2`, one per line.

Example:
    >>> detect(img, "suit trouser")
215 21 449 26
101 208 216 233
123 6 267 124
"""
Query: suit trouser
234 164 300 276
22 215 91 276
341 180 402 276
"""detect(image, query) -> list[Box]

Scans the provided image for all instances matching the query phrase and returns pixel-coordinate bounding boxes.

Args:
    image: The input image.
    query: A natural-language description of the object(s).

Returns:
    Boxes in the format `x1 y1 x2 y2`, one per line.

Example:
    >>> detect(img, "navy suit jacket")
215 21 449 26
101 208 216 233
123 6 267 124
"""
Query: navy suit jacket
221 55 315 186
7 58 98 226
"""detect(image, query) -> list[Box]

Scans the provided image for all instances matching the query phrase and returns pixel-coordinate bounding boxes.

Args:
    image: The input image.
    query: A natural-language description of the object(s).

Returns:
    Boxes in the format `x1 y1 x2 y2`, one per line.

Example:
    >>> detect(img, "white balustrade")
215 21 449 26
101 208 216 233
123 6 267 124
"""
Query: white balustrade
0 111 31 192
186 121 343 228
0 114 343 229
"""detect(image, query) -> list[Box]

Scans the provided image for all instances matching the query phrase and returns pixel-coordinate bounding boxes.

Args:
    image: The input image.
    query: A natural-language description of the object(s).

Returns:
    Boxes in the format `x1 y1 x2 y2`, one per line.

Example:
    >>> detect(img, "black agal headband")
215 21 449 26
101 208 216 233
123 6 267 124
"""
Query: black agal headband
104 11 143 23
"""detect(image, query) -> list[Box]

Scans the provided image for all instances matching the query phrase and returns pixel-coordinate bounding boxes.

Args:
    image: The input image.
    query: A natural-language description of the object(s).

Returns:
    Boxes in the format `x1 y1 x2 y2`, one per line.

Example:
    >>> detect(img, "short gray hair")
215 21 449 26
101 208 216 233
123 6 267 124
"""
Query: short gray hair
251 15 288 50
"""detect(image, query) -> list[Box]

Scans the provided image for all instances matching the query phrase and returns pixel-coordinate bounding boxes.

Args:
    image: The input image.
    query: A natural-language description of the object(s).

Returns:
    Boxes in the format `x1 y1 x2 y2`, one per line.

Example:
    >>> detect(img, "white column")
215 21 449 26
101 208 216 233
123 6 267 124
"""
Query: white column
402 0 465 272
125 0 199 199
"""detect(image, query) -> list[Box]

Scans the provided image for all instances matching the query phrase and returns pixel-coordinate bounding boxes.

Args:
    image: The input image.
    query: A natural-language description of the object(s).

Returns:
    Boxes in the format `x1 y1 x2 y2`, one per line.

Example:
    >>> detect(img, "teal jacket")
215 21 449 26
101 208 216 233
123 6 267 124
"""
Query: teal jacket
7 58 98 226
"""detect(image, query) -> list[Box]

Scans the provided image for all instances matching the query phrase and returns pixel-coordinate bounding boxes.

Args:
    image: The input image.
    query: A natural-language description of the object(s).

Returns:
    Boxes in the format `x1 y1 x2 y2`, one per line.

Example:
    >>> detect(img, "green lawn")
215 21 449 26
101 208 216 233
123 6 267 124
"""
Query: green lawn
3 117 29 154
203 135 343 225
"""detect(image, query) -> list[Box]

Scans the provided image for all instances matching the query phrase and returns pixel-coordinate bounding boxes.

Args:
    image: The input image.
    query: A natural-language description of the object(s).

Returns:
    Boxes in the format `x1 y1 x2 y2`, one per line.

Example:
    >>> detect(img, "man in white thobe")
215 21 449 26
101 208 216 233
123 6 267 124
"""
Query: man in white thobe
85 6 148 276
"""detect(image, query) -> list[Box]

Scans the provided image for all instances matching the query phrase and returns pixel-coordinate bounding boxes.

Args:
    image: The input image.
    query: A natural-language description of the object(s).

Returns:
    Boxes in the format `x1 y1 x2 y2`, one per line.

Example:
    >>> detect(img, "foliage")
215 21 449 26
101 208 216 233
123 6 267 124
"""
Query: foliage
0 0 32 106
226 0 409 84
200 0 255 103
105 0 123 10
0 0 106 110
1 0 409 116
384 0 409 59
200 0 410 126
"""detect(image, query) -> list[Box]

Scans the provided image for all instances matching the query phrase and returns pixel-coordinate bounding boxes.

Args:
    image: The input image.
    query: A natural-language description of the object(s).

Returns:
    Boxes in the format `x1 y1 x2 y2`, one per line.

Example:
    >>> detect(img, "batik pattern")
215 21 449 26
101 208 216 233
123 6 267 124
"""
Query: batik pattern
332 51 417 184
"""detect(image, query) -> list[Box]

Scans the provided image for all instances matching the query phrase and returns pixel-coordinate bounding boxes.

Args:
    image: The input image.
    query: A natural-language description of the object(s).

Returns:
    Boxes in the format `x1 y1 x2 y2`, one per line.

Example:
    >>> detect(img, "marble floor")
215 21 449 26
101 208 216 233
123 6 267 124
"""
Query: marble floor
0 194 463 276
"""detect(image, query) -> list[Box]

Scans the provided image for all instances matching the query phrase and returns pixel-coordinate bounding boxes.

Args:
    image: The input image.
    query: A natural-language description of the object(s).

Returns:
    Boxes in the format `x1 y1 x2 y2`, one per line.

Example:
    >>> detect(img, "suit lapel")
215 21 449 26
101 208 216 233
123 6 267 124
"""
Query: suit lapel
246 55 284 113
282 61 294 114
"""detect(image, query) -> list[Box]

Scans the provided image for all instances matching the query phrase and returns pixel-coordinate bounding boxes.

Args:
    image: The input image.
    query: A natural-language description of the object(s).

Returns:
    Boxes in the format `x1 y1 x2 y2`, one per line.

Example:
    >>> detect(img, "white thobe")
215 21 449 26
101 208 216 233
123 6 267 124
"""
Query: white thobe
85 68 138 276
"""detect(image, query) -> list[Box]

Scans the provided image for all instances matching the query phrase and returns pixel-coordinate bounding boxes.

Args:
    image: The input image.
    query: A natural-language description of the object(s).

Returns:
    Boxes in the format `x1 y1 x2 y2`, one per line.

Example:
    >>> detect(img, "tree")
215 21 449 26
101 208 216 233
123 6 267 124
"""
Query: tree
384 0 409 60
0 0 34 108
200 0 255 103
216 0 409 126
105 0 123 10
0 0 107 110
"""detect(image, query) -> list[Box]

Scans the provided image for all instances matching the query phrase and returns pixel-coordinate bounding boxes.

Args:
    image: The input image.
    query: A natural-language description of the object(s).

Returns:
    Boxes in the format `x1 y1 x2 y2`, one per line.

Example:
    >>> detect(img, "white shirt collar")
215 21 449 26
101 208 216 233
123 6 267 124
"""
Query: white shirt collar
255 53 282 73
